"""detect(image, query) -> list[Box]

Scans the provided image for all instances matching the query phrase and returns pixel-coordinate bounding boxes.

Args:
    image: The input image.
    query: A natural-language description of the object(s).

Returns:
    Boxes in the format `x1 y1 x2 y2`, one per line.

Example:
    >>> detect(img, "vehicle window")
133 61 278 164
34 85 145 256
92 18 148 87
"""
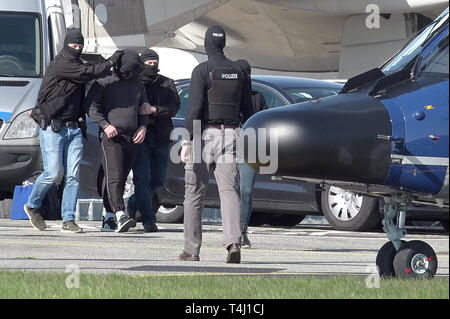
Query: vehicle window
252 85 287 108
381 13 448 75
0 13 41 77
176 85 190 118
283 87 339 103
419 35 449 76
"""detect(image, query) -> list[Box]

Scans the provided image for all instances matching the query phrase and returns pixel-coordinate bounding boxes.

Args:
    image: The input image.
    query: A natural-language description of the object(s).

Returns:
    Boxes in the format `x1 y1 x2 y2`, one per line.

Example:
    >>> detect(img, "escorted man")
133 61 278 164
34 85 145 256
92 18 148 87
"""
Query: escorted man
179 25 253 263
127 49 180 233
25 30 123 233
84 49 149 233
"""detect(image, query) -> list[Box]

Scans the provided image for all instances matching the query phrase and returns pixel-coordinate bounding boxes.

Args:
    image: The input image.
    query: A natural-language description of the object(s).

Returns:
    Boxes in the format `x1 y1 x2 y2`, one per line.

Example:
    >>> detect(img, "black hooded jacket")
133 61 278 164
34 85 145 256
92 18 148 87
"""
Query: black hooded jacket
185 25 253 139
32 30 114 128
84 49 149 137
140 49 180 144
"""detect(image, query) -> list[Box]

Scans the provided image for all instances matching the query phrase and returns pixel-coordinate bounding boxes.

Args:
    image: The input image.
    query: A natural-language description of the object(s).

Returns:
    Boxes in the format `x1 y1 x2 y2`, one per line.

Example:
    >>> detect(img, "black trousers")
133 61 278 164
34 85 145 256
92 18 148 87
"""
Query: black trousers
101 133 139 213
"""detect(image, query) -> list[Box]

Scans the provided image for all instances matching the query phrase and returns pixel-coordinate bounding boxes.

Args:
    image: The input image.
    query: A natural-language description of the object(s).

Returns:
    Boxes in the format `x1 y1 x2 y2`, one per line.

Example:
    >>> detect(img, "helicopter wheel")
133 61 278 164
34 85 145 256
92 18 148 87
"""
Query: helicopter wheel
376 240 407 278
393 240 438 279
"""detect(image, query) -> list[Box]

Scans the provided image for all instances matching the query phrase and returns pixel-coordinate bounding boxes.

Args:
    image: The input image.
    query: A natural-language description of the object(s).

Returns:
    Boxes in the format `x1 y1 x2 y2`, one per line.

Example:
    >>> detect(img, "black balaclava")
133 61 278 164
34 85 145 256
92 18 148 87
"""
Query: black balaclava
61 30 84 60
204 25 226 56
116 49 143 80
140 49 160 82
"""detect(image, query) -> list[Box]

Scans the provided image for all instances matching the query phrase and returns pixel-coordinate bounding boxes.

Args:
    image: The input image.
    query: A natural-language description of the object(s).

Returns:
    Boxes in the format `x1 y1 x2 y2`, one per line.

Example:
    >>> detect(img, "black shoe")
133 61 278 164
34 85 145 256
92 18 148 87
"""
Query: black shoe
61 220 83 233
241 232 251 249
143 222 158 233
23 204 46 231
101 216 117 232
116 215 136 233
226 243 241 264
178 251 200 261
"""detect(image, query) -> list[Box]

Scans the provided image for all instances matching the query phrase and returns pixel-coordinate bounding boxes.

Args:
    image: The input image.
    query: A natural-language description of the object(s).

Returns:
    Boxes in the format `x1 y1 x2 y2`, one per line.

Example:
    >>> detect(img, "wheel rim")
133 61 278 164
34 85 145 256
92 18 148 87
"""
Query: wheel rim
328 186 363 221
157 205 179 215
411 253 430 275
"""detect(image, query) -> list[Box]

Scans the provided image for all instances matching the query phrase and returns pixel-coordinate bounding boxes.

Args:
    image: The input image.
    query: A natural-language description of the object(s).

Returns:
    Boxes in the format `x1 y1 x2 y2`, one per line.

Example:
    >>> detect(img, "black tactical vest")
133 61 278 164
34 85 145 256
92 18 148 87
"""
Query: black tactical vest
206 67 245 122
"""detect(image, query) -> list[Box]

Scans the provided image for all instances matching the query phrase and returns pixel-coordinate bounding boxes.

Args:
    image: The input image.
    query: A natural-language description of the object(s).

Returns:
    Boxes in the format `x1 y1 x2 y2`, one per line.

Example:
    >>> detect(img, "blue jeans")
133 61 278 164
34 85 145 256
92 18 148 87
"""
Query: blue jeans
128 130 169 226
239 162 258 230
27 127 83 222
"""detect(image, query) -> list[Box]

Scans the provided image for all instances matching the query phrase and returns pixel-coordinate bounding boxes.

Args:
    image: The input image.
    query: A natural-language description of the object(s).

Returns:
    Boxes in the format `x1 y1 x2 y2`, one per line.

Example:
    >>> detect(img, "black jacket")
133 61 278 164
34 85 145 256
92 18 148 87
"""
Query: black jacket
32 50 113 128
142 74 180 144
84 74 149 137
185 53 253 140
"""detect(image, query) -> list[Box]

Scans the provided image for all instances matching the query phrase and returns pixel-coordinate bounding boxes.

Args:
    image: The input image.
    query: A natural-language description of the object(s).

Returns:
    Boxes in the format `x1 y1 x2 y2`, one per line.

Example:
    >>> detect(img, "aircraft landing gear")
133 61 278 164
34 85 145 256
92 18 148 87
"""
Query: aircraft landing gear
376 194 438 279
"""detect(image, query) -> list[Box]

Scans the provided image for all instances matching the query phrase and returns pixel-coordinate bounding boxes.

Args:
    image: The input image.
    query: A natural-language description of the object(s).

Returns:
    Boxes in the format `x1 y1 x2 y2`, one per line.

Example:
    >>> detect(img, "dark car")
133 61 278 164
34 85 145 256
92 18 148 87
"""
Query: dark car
154 75 387 230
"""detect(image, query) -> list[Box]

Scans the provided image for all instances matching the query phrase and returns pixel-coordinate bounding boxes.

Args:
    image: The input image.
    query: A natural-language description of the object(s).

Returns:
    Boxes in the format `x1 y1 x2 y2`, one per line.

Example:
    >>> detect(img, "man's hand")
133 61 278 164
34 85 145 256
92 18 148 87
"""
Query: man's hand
104 124 118 139
133 126 147 144
139 103 157 115
181 144 191 163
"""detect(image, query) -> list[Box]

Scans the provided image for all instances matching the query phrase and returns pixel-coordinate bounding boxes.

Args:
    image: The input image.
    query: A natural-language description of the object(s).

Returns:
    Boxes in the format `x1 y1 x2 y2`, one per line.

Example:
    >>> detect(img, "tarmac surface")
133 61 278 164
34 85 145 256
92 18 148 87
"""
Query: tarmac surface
0 219 448 278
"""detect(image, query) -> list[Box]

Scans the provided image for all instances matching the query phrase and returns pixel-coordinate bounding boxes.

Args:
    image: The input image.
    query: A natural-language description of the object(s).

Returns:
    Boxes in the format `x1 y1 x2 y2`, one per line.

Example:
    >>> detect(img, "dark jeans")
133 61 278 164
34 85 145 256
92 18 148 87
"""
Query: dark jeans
239 162 258 231
101 134 139 213
128 130 170 226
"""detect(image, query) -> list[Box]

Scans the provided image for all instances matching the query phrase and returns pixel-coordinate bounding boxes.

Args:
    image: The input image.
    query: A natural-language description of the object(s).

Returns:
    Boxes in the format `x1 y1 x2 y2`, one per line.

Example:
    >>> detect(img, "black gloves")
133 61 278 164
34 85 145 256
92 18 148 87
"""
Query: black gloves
107 50 124 66
30 107 48 129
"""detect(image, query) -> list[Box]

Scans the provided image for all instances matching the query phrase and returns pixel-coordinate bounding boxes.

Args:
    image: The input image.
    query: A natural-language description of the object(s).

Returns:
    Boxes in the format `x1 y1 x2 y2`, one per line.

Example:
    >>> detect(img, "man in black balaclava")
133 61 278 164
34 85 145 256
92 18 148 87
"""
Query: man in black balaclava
127 49 180 233
179 25 254 264
25 30 123 234
85 49 150 233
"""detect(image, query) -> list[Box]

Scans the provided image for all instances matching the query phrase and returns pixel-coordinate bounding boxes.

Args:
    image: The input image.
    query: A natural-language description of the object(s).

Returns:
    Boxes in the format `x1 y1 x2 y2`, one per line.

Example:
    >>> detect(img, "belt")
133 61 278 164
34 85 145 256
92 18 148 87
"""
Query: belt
64 121 78 128
207 124 237 129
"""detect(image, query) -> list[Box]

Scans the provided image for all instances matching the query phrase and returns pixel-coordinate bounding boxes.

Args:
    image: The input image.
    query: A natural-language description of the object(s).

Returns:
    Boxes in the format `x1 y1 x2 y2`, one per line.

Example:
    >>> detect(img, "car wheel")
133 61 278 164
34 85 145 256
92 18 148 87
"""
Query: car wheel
321 185 381 231
248 212 271 226
156 205 184 223
267 214 305 227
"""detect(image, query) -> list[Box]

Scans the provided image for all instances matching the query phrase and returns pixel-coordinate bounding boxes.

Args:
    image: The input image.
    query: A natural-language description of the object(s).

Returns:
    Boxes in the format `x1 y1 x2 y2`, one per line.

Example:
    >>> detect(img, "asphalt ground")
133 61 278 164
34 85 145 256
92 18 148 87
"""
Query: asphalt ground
0 219 448 279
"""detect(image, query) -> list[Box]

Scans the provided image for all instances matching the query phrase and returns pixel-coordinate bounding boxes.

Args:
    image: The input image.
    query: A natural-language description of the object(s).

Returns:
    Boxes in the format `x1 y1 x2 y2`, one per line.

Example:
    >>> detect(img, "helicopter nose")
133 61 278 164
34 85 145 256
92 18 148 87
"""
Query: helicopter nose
242 93 392 184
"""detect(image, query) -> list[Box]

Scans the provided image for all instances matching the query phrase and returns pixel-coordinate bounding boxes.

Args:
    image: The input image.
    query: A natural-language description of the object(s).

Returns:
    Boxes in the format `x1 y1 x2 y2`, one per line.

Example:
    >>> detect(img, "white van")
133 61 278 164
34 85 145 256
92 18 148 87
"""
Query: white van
0 0 68 199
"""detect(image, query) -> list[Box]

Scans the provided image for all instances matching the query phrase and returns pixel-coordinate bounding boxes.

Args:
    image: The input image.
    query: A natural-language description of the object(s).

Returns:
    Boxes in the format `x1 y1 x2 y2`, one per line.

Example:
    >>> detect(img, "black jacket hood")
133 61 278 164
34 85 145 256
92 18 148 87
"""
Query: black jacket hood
116 49 143 80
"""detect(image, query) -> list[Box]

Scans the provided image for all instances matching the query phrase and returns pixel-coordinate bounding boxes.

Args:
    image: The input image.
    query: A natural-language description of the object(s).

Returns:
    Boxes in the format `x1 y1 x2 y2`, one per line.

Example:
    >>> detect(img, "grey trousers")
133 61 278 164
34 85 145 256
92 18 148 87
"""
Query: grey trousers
183 127 241 255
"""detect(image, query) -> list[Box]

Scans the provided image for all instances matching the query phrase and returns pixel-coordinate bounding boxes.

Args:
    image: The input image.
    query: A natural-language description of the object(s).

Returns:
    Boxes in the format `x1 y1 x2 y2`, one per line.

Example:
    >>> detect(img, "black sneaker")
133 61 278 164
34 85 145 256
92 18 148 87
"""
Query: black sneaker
116 215 136 233
23 204 46 231
241 232 251 249
101 216 117 232
61 220 83 233
143 222 158 233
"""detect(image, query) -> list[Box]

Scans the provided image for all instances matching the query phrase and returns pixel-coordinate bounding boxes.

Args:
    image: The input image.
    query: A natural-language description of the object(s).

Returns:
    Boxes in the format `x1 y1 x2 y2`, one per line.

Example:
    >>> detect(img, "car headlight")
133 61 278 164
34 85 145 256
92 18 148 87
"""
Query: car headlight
4 110 40 139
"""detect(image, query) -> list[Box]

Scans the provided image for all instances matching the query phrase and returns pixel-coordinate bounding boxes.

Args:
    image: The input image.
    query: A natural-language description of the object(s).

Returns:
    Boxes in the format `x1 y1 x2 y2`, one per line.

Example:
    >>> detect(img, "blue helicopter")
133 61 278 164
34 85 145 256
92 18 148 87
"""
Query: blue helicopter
243 8 449 279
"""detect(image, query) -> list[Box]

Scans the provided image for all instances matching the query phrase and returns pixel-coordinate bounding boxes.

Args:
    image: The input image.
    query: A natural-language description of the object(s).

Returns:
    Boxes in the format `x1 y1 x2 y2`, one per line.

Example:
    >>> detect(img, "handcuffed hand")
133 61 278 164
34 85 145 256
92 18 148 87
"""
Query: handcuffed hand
104 124 118 138
133 126 147 144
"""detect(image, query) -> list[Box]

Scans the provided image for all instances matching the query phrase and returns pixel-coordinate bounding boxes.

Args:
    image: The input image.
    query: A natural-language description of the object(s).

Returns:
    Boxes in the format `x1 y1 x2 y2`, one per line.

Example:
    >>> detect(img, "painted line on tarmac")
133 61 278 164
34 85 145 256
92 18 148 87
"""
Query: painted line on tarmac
1 240 448 259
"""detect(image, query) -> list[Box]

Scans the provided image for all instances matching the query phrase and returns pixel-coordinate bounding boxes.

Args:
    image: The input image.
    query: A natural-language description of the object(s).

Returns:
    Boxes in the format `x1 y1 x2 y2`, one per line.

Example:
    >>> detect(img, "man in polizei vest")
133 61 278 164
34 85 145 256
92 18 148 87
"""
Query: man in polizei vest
25 30 123 233
179 25 254 263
